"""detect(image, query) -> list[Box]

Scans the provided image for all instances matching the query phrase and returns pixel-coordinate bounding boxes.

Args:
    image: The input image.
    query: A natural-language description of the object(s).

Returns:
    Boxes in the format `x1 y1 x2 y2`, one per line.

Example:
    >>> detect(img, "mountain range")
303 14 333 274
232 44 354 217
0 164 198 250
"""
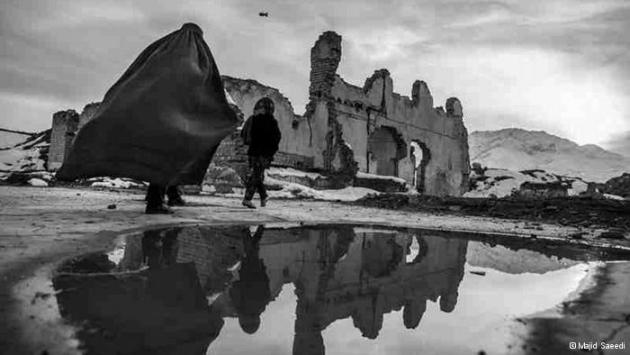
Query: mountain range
469 128 630 182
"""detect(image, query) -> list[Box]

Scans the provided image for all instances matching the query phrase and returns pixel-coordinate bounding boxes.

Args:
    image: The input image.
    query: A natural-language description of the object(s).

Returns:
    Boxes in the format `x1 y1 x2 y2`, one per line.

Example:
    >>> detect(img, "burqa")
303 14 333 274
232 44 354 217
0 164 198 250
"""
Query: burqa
56 23 238 186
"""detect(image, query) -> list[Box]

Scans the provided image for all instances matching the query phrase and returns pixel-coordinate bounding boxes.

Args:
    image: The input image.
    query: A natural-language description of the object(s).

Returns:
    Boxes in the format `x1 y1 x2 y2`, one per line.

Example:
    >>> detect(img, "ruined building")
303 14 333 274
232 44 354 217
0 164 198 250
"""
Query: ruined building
109 225 467 352
49 31 470 196
216 31 470 196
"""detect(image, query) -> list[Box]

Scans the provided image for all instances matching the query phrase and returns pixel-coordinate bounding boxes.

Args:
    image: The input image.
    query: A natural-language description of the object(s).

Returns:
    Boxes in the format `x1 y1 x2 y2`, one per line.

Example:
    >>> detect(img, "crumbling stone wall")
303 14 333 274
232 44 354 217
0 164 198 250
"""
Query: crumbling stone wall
48 110 79 170
212 131 249 179
306 32 358 183
306 31 470 196
258 228 468 344
48 103 100 171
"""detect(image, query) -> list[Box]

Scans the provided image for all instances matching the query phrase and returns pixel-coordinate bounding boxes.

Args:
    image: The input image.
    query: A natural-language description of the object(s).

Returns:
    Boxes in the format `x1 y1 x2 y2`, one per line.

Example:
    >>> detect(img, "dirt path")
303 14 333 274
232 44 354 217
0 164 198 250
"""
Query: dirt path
3 186 627 278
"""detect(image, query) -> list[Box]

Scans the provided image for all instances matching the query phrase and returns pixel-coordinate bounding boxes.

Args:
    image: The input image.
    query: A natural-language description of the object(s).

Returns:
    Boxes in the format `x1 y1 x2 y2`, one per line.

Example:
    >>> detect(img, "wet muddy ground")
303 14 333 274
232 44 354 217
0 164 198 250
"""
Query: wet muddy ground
1 186 630 354
30 225 630 354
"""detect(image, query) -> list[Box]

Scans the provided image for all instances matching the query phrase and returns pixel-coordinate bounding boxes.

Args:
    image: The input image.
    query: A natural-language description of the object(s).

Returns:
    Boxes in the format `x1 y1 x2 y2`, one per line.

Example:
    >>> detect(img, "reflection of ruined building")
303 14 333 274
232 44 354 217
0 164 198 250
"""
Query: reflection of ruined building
118 226 245 294
115 225 467 354
256 227 468 354
54 225 467 354
48 31 470 196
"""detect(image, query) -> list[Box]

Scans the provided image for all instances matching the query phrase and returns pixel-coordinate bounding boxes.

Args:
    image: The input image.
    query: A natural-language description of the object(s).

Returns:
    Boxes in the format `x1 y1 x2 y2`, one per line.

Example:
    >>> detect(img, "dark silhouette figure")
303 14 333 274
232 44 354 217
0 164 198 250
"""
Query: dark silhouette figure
55 23 238 215
229 225 272 334
241 97 281 209
259 12 269 17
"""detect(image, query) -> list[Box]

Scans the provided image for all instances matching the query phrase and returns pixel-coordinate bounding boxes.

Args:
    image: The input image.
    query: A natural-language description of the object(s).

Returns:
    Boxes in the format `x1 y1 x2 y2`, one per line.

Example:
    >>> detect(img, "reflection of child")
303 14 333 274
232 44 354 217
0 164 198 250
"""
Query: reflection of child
229 225 271 334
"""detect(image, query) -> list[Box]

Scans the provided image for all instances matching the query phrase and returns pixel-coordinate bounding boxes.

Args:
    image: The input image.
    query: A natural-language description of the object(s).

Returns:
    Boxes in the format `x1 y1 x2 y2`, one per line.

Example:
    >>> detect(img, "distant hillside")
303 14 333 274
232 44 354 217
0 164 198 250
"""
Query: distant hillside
0 129 50 179
469 128 630 182
467 242 579 274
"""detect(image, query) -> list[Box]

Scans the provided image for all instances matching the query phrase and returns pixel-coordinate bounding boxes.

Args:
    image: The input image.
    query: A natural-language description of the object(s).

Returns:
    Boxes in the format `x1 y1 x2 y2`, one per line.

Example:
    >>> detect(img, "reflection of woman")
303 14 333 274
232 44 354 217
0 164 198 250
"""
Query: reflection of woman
53 230 223 354
229 225 271 334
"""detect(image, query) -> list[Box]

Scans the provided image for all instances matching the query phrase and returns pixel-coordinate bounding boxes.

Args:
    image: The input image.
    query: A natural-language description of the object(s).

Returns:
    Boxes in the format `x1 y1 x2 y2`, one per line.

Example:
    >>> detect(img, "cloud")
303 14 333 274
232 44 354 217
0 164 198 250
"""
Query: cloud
0 92 73 133
0 0 629 147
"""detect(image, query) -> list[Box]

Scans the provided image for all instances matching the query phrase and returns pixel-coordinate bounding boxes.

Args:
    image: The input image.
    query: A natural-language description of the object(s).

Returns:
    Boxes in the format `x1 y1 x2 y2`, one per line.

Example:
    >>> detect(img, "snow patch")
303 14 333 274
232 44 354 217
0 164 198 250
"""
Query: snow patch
27 178 48 187
355 171 406 184
89 177 146 189
0 130 50 182
202 184 217 194
224 89 237 106
0 146 47 172
466 168 589 198
221 175 379 201
265 176 378 201
266 167 324 180
567 179 588 196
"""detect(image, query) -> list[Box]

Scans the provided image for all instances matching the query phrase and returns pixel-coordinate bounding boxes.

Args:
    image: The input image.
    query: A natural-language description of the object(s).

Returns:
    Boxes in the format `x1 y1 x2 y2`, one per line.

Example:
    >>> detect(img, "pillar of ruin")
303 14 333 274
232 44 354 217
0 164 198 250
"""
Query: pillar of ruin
412 80 434 109
445 97 463 118
309 31 342 100
48 110 79 170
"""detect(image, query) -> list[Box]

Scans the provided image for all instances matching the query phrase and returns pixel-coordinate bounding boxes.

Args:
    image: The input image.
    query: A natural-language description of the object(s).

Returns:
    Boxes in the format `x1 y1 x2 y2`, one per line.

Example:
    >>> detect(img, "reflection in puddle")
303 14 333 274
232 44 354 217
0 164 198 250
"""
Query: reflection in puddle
52 225 618 354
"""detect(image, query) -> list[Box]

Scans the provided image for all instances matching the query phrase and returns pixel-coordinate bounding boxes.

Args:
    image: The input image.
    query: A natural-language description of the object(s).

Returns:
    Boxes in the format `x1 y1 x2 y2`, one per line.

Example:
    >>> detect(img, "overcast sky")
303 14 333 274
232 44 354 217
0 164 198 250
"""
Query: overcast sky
1 0 629 155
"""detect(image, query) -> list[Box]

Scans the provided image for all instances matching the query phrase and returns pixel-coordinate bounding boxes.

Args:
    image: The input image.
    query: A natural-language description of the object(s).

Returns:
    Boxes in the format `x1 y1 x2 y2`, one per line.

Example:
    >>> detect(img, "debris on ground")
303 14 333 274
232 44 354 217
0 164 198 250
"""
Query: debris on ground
600 173 630 198
31 292 51 305
599 229 627 240
353 194 630 233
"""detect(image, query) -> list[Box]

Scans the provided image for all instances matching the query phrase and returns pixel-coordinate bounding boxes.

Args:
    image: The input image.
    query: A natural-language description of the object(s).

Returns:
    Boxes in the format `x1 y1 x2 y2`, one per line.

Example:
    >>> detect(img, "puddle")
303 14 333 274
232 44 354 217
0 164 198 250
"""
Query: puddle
45 225 630 354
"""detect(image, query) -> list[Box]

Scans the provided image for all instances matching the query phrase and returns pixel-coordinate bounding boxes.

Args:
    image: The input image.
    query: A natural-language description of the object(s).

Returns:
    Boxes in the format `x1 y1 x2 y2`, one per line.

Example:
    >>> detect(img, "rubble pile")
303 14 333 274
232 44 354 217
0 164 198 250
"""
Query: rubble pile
466 168 589 198
600 173 630 198
355 194 630 233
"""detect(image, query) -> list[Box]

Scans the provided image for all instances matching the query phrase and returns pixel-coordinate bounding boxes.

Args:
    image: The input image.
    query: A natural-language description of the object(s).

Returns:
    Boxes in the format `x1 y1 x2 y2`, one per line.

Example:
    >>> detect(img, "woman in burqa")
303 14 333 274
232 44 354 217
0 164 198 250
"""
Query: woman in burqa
56 23 238 213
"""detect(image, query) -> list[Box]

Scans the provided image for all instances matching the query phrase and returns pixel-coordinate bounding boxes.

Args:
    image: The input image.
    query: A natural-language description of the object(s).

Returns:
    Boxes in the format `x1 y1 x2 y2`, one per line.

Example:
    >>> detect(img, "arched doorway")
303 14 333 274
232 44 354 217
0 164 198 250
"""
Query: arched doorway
367 126 406 177
410 140 431 193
